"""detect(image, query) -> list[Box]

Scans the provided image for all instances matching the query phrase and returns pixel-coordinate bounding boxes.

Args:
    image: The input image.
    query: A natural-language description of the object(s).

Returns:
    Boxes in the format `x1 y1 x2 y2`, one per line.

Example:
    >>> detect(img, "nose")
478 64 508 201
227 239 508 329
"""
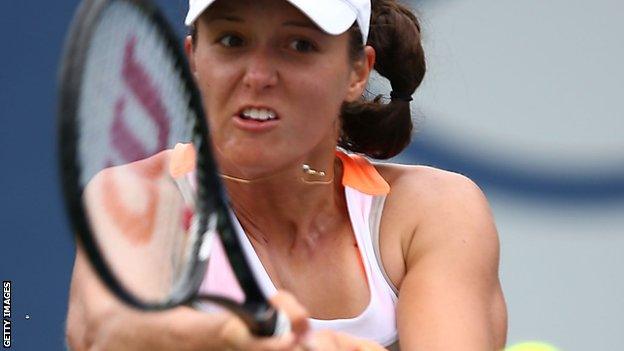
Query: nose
242 50 278 92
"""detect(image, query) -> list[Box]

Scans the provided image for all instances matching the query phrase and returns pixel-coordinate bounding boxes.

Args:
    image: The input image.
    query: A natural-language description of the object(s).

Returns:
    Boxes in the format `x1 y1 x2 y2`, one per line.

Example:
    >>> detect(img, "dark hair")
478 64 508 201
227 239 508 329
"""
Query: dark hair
189 0 426 159
340 0 426 159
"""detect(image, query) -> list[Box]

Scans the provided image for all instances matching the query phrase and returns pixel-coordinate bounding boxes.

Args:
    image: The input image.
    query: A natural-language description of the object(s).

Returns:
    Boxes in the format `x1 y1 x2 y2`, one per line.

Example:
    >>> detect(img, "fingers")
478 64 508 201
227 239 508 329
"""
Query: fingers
303 330 344 351
220 315 298 350
354 338 388 351
219 316 252 350
270 290 310 339
218 289 311 351
220 291 385 351
266 292 386 351
304 330 387 351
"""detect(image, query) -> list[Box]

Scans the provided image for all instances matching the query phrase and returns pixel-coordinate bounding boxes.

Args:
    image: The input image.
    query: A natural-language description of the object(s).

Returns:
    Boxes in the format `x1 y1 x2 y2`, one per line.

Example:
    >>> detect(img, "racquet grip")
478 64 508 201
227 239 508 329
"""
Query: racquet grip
272 309 292 336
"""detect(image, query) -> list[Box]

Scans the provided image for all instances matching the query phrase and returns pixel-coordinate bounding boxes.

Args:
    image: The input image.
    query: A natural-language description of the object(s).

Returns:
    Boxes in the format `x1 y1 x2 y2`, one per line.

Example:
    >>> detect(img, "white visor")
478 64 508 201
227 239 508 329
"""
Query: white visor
185 0 371 44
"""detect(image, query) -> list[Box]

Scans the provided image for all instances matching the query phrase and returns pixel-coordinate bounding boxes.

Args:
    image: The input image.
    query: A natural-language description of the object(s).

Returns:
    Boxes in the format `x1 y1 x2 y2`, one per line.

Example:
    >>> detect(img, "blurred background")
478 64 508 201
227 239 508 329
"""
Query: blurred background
0 0 622 349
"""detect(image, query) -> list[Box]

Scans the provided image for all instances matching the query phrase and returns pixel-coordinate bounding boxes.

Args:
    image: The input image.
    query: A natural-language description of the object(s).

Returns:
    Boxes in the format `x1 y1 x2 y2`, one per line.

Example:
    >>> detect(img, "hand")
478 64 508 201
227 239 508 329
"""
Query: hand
218 290 310 351
217 290 386 351
303 330 387 351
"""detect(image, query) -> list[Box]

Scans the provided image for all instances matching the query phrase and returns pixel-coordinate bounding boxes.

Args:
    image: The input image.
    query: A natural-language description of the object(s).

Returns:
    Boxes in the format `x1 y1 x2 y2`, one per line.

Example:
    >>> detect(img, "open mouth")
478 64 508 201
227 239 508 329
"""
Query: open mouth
238 107 278 122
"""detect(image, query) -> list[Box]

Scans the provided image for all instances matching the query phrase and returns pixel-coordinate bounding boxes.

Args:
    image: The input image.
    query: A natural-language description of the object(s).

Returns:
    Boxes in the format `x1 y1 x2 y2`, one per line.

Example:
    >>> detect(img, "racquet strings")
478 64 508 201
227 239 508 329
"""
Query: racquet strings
64 0 285 335
75 1 202 304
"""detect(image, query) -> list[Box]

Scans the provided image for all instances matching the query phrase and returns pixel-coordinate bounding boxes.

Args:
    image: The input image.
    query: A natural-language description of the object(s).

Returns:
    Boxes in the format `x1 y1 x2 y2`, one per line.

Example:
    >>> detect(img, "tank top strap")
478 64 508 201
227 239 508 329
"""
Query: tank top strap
335 151 390 196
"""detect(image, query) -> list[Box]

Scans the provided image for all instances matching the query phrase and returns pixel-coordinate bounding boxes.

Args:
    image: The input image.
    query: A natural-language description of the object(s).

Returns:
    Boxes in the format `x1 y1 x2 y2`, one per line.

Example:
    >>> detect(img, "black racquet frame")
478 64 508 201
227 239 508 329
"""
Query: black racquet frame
58 0 282 336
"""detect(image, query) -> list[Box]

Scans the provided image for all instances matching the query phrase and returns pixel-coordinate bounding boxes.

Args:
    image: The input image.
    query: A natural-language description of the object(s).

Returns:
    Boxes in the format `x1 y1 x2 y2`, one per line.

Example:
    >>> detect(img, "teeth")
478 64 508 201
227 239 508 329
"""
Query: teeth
242 108 277 121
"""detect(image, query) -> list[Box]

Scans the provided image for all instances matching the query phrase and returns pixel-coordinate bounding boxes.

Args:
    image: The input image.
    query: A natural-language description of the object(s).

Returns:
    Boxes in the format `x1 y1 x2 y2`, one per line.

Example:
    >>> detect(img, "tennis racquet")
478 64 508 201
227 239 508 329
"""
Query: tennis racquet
57 0 288 336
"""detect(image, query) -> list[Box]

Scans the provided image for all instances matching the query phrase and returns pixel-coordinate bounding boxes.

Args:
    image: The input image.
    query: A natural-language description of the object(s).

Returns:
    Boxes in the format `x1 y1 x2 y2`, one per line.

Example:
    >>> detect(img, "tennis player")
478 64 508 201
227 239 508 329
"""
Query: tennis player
66 0 507 349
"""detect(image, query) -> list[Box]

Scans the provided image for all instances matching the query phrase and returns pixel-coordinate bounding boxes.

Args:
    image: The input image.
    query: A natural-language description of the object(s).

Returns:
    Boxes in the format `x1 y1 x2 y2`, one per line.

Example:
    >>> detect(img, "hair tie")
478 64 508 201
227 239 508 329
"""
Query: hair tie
390 91 413 102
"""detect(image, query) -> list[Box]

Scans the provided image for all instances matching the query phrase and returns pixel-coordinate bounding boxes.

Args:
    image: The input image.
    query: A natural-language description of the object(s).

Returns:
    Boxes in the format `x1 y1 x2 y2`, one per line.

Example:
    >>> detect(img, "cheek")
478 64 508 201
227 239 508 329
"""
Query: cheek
290 65 351 129
194 59 237 127
196 61 229 104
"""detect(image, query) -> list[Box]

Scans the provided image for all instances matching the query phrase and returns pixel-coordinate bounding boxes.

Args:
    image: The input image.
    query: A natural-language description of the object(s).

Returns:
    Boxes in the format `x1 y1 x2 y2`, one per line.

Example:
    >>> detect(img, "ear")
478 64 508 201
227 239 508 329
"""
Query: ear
345 46 376 102
184 35 197 77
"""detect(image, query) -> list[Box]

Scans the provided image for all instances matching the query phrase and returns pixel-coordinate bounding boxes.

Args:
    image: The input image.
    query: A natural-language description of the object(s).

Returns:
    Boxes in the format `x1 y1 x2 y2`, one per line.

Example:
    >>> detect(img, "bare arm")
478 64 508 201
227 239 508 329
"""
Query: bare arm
391 170 507 350
69 241 367 351
66 243 239 351
66 243 386 351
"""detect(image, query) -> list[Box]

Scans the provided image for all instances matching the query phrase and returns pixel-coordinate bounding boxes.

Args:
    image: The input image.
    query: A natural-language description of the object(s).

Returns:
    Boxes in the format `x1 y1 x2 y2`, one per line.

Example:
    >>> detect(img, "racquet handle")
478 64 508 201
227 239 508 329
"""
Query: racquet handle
272 309 292 336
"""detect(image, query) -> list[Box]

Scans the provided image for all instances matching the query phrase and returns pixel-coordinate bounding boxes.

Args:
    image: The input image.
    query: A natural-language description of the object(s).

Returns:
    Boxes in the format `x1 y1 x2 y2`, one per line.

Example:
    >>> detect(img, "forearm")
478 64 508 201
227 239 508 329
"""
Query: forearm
67 243 231 351
82 306 230 351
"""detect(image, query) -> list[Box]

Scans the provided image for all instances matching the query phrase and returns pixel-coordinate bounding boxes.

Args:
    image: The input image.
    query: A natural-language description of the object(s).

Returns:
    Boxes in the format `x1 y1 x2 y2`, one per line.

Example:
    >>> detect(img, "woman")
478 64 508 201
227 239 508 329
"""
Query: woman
66 0 507 349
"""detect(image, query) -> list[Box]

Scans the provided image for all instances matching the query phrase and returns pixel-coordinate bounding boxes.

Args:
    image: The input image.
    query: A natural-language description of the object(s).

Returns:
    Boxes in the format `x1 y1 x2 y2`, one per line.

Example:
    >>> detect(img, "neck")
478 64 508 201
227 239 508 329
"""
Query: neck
223 155 346 253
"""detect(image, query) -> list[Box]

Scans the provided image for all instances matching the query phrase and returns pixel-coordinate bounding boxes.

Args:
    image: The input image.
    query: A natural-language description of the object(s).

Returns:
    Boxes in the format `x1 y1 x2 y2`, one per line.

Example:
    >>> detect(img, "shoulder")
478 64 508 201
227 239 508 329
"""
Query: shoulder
374 164 507 349
376 162 485 204
373 162 499 275
375 162 493 231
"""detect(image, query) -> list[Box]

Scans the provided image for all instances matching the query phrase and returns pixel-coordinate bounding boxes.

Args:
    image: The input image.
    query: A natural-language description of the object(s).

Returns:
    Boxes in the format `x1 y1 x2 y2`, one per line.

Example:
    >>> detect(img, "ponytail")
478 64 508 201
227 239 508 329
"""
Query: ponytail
339 0 426 159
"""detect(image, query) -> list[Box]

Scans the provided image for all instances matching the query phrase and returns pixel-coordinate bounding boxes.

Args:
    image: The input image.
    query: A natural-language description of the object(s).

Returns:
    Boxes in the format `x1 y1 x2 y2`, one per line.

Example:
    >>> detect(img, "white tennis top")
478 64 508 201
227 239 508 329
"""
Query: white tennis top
197 152 400 349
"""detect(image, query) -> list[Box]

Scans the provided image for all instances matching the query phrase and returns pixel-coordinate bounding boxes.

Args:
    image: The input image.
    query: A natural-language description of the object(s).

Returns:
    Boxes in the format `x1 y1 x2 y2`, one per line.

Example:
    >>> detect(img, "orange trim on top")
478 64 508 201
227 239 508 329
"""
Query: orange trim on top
335 151 390 195
169 143 196 178
167 145 389 195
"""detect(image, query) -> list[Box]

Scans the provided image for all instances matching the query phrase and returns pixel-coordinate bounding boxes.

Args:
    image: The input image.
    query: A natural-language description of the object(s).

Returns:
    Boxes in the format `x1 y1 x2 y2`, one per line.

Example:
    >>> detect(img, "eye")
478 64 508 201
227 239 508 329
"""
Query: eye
218 34 244 47
289 39 316 53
